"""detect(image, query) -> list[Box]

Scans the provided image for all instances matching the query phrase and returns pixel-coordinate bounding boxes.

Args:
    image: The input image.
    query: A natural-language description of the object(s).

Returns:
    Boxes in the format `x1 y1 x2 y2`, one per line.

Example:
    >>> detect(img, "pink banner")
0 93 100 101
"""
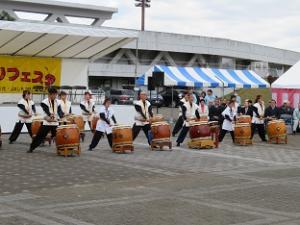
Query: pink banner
272 88 300 108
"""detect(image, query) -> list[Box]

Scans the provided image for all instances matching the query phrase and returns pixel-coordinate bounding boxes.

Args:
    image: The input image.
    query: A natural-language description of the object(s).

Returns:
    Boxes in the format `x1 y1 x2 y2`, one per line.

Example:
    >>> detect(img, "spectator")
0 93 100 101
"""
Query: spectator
234 90 241 105
264 99 281 122
293 103 300 134
204 89 216 105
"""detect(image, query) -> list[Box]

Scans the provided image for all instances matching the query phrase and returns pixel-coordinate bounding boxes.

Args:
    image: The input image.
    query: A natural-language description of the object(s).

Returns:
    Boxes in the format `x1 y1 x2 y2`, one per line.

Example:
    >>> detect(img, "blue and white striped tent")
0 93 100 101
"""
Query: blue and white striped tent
136 65 269 88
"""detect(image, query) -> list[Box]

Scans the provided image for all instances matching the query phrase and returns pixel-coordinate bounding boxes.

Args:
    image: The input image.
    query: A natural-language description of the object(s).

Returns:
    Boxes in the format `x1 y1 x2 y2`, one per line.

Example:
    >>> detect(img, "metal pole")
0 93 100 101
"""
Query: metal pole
141 0 145 31
134 37 139 100
170 86 174 124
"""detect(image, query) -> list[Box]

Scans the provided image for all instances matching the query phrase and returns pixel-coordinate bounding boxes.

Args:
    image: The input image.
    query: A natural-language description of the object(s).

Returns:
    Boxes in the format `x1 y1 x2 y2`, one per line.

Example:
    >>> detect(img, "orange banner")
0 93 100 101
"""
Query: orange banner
0 56 61 93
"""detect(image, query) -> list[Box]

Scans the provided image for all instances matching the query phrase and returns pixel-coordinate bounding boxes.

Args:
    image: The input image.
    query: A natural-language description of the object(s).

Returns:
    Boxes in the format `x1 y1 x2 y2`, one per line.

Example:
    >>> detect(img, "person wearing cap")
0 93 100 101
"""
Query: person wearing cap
58 91 72 119
28 87 63 153
172 91 190 137
80 91 95 130
293 103 300 134
9 90 36 144
132 91 153 145
88 98 117 151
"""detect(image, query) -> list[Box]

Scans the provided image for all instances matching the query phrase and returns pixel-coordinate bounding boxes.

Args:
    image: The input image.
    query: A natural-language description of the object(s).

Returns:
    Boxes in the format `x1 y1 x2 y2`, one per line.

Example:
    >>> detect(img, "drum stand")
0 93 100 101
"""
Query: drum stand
151 139 172 151
268 135 288 144
188 126 219 150
56 145 81 157
112 144 134 153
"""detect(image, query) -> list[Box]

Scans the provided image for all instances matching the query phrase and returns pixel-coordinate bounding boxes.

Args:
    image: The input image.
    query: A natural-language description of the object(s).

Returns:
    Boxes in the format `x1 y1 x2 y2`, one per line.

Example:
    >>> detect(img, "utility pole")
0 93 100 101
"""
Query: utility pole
134 0 151 31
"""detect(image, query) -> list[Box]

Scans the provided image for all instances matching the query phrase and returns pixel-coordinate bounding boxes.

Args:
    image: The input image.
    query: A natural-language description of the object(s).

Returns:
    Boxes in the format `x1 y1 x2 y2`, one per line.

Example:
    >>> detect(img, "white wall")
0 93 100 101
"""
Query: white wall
61 58 89 87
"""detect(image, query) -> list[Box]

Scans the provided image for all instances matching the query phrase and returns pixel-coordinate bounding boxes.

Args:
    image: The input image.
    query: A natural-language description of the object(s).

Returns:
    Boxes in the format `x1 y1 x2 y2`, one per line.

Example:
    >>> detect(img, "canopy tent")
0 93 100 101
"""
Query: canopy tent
272 60 300 107
0 20 137 60
136 65 269 89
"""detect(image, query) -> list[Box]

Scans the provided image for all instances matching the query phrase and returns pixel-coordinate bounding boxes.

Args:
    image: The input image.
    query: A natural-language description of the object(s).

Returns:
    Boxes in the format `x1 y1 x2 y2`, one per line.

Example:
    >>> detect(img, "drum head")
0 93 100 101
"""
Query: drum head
151 122 169 126
113 125 131 130
235 123 250 127
57 124 78 129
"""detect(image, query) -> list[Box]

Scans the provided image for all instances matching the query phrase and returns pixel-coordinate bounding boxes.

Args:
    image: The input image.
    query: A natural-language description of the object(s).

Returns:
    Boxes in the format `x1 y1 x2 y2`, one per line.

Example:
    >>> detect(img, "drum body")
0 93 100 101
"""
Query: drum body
189 122 211 141
237 115 251 124
151 122 171 141
31 119 43 137
234 123 251 142
56 125 80 148
112 125 133 146
71 115 84 131
91 116 99 131
199 116 209 122
267 120 286 139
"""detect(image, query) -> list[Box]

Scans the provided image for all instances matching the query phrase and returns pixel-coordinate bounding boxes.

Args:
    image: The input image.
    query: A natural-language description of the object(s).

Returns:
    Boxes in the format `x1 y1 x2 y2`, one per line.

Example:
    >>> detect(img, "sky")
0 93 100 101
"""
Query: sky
44 0 300 52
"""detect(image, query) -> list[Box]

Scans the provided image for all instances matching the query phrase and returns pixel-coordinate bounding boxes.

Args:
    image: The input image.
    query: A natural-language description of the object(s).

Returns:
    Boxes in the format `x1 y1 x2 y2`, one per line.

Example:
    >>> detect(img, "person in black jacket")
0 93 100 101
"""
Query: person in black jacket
264 99 280 122
172 91 190 136
209 98 223 124
237 99 253 117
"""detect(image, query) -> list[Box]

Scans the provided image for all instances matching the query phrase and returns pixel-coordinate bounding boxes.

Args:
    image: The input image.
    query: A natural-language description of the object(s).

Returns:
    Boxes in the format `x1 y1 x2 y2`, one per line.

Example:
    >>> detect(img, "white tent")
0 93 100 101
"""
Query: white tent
272 60 300 107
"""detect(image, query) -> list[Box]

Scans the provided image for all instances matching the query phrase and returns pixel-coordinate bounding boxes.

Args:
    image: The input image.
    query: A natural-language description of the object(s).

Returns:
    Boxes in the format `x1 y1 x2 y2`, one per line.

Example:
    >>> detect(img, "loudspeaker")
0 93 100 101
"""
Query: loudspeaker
148 77 155 91
152 71 164 86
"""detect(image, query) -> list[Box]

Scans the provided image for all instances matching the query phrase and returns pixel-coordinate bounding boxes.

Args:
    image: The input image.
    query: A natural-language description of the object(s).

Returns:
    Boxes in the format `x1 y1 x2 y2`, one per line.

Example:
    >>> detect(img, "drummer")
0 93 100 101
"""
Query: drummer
176 94 200 147
172 91 190 137
264 99 280 123
219 100 236 142
198 99 209 120
237 99 253 117
58 91 72 119
28 87 61 153
9 90 36 144
132 91 153 145
252 95 267 141
88 98 117 151
80 91 95 130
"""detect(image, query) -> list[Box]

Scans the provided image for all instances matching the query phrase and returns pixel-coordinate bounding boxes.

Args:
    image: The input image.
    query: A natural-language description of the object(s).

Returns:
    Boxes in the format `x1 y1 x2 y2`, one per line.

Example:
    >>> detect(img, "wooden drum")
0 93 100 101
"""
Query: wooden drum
112 125 133 147
234 123 252 145
189 121 211 141
151 122 171 142
31 119 43 137
56 125 80 148
69 115 84 131
91 115 99 132
267 120 287 139
237 115 252 124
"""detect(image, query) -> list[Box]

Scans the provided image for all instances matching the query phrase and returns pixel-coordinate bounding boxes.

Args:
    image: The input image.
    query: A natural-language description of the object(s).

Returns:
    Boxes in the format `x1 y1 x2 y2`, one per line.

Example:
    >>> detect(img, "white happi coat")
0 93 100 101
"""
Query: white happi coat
198 104 209 117
96 106 115 134
183 101 199 127
41 98 59 126
221 106 236 131
17 98 35 123
252 102 265 124
59 99 72 116
80 99 95 122
134 100 151 126
178 98 188 116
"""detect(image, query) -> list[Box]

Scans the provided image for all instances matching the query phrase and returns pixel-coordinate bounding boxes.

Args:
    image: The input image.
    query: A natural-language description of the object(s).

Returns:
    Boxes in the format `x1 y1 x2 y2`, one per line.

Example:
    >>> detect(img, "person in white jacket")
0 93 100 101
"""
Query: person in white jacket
293 103 300 134
219 100 236 142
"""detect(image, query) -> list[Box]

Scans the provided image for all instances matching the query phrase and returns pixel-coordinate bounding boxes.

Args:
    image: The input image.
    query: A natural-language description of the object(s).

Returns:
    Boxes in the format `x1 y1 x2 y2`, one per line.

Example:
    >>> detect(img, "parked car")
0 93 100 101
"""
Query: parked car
148 90 164 107
106 89 135 105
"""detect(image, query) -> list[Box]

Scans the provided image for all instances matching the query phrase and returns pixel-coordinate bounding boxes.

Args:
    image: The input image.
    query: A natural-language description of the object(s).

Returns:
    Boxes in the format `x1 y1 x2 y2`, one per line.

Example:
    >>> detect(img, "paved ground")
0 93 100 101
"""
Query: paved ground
1 130 300 225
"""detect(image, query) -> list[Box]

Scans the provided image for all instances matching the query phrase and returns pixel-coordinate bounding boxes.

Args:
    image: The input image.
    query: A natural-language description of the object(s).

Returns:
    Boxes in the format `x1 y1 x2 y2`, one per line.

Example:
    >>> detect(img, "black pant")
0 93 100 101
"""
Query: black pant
176 125 189 144
172 116 184 136
89 131 112 149
219 129 234 142
9 122 32 142
30 125 57 151
132 123 151 145
251 123 266 141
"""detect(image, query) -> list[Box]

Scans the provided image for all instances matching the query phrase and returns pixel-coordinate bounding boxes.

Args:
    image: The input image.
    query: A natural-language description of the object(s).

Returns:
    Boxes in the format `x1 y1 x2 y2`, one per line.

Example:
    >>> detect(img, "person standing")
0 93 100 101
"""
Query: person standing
80 91 95 130
88 99 117 151
198 99 209 120
251 95 267 141
172 92 190 137
58 91 72 119
132 91 153 145
219 100 236 142
176 95 200 146
264 99 281 122
293 103 300 134
27 87 62 153
9 90 36 143
204 89 216 105
209 98 223 124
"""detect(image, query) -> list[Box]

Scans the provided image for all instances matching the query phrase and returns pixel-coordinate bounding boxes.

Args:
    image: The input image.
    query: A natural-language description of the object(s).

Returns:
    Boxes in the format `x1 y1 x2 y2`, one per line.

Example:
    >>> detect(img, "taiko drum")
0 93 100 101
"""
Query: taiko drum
112 125 133 146
151 122 171 141
189 122 211 140
234 123 251 142
56 124 80 148
267 120 286 139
